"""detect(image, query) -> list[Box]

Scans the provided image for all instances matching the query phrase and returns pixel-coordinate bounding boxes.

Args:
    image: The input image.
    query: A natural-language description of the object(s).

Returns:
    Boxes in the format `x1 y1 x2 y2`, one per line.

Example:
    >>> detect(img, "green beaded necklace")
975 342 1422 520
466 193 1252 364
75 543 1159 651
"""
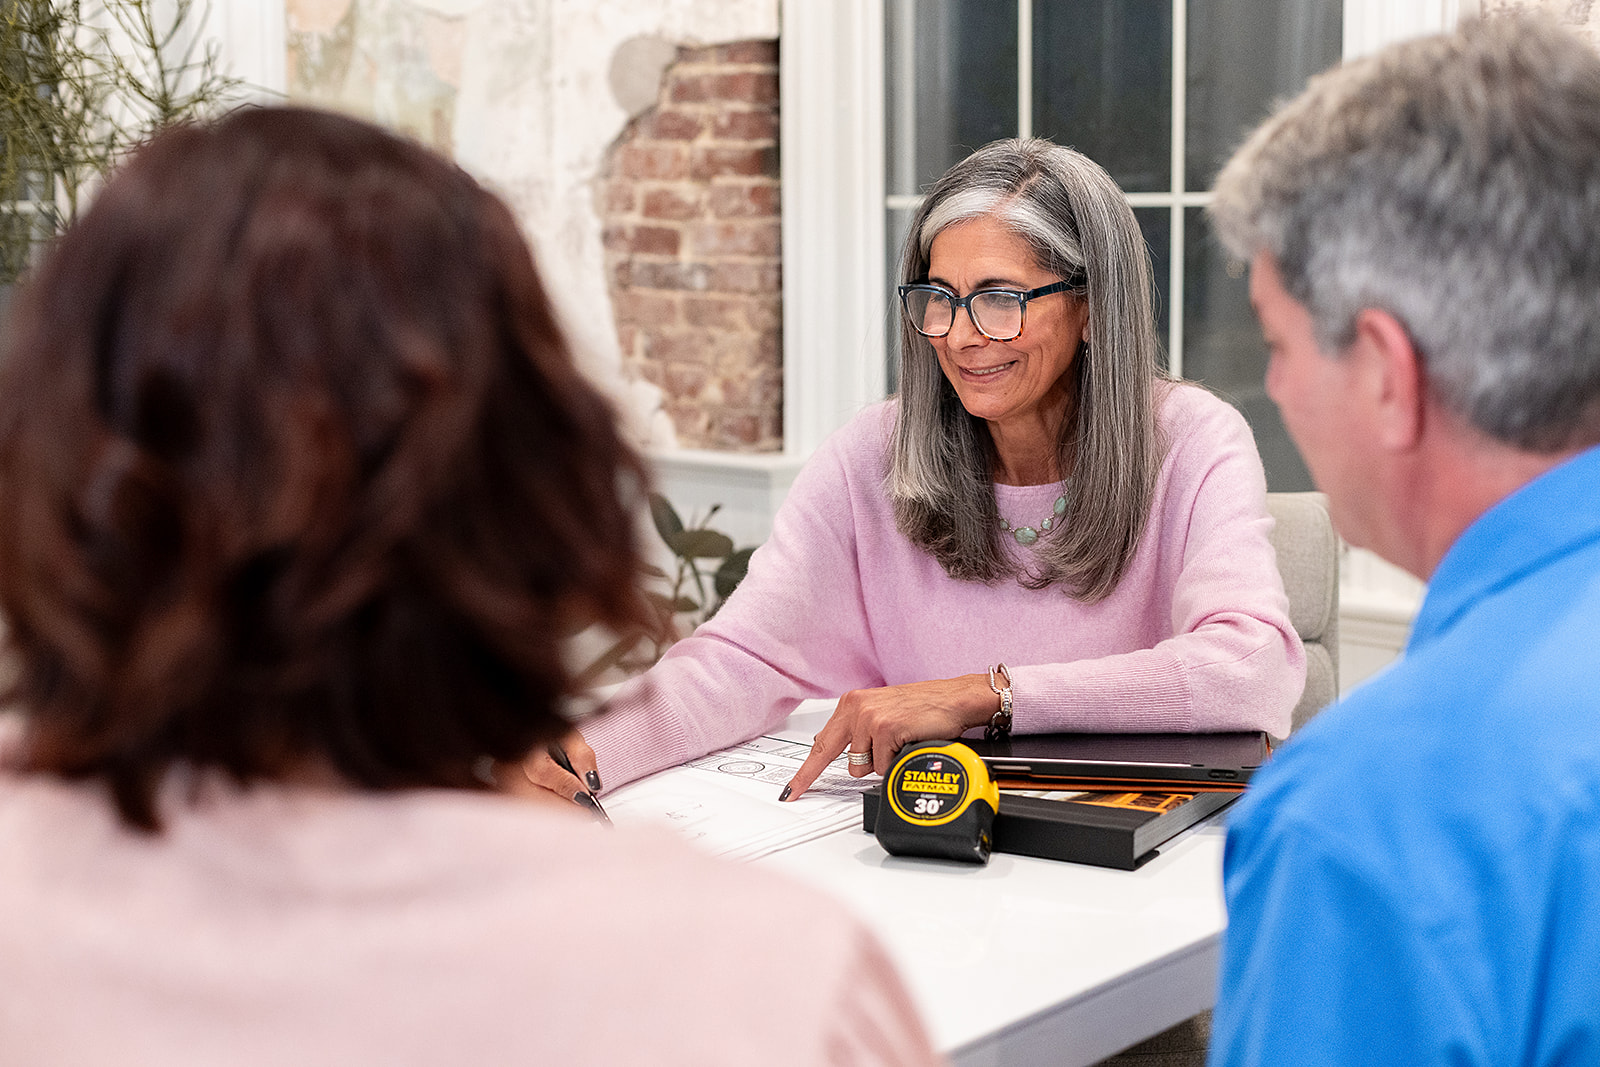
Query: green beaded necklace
999 492 1067 546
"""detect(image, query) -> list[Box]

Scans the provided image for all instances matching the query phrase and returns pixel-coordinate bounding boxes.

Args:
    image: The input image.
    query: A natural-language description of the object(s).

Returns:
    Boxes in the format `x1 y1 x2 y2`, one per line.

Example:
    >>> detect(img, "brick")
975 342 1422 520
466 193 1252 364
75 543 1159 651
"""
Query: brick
710 182 780 219
663 361 710 399
628 224 682 255
708 71 779 105
740 297 782 332
641 108 704 141
689 220 780 258
684 296 742 330
613 290 681 329
604 224 679 255
641 186 705 221
715 412 763 447
720 371 761 408
668 70 779 107
601 179 637 215
755 329 782 367
650 331 718 366
756 367 785 405
709 261 781 294
615 324 639 360
626 260 713 292
632 361 665 389
710 109 779 142
706 40 778 65
674 43 718 65
616 142 689 181
665 402 711 440
691 144 779 180
666 71 716 104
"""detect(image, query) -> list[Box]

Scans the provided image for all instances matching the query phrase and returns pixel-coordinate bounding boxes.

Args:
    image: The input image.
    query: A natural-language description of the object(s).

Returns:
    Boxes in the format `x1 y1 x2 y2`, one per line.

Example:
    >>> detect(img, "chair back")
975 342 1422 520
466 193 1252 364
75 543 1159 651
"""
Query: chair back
1266 491 1339 731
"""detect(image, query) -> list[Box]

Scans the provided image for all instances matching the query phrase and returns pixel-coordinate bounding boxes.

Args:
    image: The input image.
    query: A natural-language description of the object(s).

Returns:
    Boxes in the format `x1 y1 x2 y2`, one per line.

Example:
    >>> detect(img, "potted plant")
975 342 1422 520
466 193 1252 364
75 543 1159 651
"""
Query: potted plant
1 0 241 289
574 493 757 687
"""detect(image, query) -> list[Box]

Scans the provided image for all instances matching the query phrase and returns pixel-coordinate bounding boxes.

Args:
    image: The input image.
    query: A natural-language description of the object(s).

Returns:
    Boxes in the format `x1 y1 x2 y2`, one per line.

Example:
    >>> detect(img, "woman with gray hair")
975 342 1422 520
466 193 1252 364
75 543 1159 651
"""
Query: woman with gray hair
529 138 1304 802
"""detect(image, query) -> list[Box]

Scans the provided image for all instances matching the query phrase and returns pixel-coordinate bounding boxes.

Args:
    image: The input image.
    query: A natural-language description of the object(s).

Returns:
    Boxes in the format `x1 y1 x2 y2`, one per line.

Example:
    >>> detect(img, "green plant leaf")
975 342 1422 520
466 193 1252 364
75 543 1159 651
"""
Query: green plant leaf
649 492 684 544
644 590 678 614
573 632 643 689
673 528 735 560
713 546 755 599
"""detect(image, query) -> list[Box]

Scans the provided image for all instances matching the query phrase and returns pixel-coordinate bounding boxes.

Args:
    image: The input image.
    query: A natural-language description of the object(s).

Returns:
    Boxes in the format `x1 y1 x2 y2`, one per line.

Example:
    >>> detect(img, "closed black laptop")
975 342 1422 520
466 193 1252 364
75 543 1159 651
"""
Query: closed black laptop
963 731 1273 792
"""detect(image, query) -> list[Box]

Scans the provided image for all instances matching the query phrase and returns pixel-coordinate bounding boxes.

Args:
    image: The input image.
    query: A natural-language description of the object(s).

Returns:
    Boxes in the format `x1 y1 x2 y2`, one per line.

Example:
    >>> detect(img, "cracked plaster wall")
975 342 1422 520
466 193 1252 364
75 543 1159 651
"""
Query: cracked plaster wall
286 0 780 449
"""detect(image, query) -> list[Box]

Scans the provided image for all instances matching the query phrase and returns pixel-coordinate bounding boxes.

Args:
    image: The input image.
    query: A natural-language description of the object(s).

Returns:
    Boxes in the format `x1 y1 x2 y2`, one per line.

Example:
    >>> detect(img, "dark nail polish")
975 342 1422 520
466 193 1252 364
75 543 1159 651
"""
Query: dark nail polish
573 790 595 809
585 770 603 792
778 785 792 802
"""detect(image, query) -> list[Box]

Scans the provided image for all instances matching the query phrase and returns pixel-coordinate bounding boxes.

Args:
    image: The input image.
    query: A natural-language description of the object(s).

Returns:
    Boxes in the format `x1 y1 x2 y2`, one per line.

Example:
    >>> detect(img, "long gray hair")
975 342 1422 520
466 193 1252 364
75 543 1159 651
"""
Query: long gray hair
890 138 1168 601
1211 15 1600 452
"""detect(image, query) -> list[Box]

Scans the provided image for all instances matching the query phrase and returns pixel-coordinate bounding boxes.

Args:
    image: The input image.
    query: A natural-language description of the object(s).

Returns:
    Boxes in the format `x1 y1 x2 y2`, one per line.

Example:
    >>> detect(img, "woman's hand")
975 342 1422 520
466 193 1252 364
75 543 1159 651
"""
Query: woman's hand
780 674 998 800
500 727 604 807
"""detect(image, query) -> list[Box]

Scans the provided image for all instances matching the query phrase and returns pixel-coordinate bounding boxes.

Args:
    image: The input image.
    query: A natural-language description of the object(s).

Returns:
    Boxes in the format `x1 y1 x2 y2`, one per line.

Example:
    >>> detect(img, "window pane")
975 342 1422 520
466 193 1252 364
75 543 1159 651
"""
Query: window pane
1182 208 1312 490
1033 0 1172 192
1185 0 1342 190
886 0 1019 193
1133 206 1171 373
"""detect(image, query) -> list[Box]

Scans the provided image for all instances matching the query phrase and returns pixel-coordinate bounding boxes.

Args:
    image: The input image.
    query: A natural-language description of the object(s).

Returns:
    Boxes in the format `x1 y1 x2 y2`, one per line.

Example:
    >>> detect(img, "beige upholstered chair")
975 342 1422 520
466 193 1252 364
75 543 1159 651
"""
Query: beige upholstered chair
1265 491 1340 732
1093 493 1342 1067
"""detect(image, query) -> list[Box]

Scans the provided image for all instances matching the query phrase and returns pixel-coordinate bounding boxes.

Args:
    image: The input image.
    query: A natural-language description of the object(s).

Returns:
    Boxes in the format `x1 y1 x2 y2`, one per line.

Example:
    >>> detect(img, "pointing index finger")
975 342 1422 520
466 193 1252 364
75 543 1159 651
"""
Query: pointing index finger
780 732 846 801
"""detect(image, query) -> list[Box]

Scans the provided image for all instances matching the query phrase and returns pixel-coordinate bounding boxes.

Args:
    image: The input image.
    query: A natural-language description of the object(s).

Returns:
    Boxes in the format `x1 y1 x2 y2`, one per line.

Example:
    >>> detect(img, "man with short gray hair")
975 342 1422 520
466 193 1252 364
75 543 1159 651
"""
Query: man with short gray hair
1207 15 1600 1065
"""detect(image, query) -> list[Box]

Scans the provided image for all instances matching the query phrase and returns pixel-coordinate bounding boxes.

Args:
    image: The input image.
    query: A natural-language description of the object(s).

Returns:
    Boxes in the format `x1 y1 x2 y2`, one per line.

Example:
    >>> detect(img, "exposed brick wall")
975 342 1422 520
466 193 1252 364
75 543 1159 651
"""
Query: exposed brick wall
598 40 782 452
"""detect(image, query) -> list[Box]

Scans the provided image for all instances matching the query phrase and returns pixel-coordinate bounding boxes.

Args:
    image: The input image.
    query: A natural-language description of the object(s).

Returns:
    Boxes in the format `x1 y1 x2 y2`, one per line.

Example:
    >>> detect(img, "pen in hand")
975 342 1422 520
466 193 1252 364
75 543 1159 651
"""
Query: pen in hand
549 743 612 826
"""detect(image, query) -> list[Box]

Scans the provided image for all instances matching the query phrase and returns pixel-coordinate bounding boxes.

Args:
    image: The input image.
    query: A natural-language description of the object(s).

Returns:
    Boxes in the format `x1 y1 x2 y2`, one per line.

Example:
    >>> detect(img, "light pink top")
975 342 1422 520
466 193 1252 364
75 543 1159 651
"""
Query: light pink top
589 384 1305 788
0 765 941 1066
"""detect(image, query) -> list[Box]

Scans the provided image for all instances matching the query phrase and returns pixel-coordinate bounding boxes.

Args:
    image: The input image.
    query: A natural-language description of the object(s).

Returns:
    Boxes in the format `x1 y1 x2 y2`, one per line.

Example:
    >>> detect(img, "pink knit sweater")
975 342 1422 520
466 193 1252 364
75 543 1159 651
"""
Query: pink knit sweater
0 764 940 1065
589 384 1305 789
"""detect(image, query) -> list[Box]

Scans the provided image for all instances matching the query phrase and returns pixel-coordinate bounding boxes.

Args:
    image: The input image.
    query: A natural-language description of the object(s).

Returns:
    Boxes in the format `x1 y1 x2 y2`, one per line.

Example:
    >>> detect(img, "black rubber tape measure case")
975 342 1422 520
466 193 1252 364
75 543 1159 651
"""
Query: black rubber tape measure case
872 740 999 864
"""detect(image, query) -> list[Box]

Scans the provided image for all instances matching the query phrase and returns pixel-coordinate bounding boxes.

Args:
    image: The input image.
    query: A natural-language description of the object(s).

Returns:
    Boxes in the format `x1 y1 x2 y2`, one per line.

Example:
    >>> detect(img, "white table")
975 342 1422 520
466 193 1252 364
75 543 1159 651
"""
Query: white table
754 707 1230 1066
758 807 1225 1065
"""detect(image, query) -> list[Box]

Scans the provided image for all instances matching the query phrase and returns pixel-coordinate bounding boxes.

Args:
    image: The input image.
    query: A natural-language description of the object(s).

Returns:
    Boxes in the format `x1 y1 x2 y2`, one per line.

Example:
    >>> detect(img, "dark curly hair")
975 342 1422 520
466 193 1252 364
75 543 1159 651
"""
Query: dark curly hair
0 106 657 831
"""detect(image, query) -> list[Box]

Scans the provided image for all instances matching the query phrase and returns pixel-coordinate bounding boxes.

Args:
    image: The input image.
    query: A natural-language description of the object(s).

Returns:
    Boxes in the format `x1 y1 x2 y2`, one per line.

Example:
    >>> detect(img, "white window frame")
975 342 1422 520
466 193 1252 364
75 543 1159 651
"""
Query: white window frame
779 0 888 458
209 0 288 100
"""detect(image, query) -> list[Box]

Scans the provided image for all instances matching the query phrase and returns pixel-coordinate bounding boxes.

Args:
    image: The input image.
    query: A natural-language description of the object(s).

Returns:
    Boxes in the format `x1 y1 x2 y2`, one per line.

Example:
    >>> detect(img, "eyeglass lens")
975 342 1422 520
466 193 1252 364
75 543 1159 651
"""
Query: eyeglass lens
904 289 1025 341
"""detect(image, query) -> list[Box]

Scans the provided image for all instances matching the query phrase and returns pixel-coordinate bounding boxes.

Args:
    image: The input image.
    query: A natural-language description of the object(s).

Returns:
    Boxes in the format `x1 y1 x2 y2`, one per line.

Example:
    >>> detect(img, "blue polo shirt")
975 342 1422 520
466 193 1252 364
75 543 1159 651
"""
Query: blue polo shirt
1210 444 1600 1067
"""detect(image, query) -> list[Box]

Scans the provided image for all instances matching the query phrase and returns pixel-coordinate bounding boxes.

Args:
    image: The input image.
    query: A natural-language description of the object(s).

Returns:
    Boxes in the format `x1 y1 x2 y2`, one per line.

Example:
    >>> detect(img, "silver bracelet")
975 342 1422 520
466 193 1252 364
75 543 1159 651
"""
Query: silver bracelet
986 663 1013 740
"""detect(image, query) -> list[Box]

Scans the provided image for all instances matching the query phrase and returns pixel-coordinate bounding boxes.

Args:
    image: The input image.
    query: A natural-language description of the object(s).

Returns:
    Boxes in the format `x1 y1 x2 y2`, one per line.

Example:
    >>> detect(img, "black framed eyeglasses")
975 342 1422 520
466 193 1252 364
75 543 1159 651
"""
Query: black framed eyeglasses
898 280 1076 342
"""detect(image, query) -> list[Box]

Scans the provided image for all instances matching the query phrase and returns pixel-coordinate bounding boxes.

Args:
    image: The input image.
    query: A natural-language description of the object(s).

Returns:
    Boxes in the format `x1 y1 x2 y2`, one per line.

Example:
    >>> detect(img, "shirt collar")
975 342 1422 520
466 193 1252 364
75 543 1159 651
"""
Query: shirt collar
1409 443 1600 652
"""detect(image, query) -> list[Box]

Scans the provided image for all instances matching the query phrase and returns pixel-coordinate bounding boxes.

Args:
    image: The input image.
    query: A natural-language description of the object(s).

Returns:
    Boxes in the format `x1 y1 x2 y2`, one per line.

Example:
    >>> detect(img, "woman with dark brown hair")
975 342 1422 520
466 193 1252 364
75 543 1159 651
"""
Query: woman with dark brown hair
0 106 937 1065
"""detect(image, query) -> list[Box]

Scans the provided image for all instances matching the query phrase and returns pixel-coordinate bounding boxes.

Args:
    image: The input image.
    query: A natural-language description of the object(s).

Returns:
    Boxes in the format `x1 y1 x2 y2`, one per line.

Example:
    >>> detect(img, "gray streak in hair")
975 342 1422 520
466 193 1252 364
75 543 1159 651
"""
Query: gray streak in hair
890 138 1169 601
1210 15 1600 453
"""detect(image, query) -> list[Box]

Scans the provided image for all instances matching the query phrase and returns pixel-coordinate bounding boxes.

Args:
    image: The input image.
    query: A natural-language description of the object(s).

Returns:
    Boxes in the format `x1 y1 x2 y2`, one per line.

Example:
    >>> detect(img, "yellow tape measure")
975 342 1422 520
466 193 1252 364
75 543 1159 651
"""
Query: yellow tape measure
873 740 999 864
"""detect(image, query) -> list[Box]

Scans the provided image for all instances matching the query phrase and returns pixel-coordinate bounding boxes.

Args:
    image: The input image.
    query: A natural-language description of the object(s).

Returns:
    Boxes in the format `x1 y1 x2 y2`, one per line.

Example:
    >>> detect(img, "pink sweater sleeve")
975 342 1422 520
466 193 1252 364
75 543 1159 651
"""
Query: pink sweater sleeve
1008 389 1304 738
581 424 891 787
